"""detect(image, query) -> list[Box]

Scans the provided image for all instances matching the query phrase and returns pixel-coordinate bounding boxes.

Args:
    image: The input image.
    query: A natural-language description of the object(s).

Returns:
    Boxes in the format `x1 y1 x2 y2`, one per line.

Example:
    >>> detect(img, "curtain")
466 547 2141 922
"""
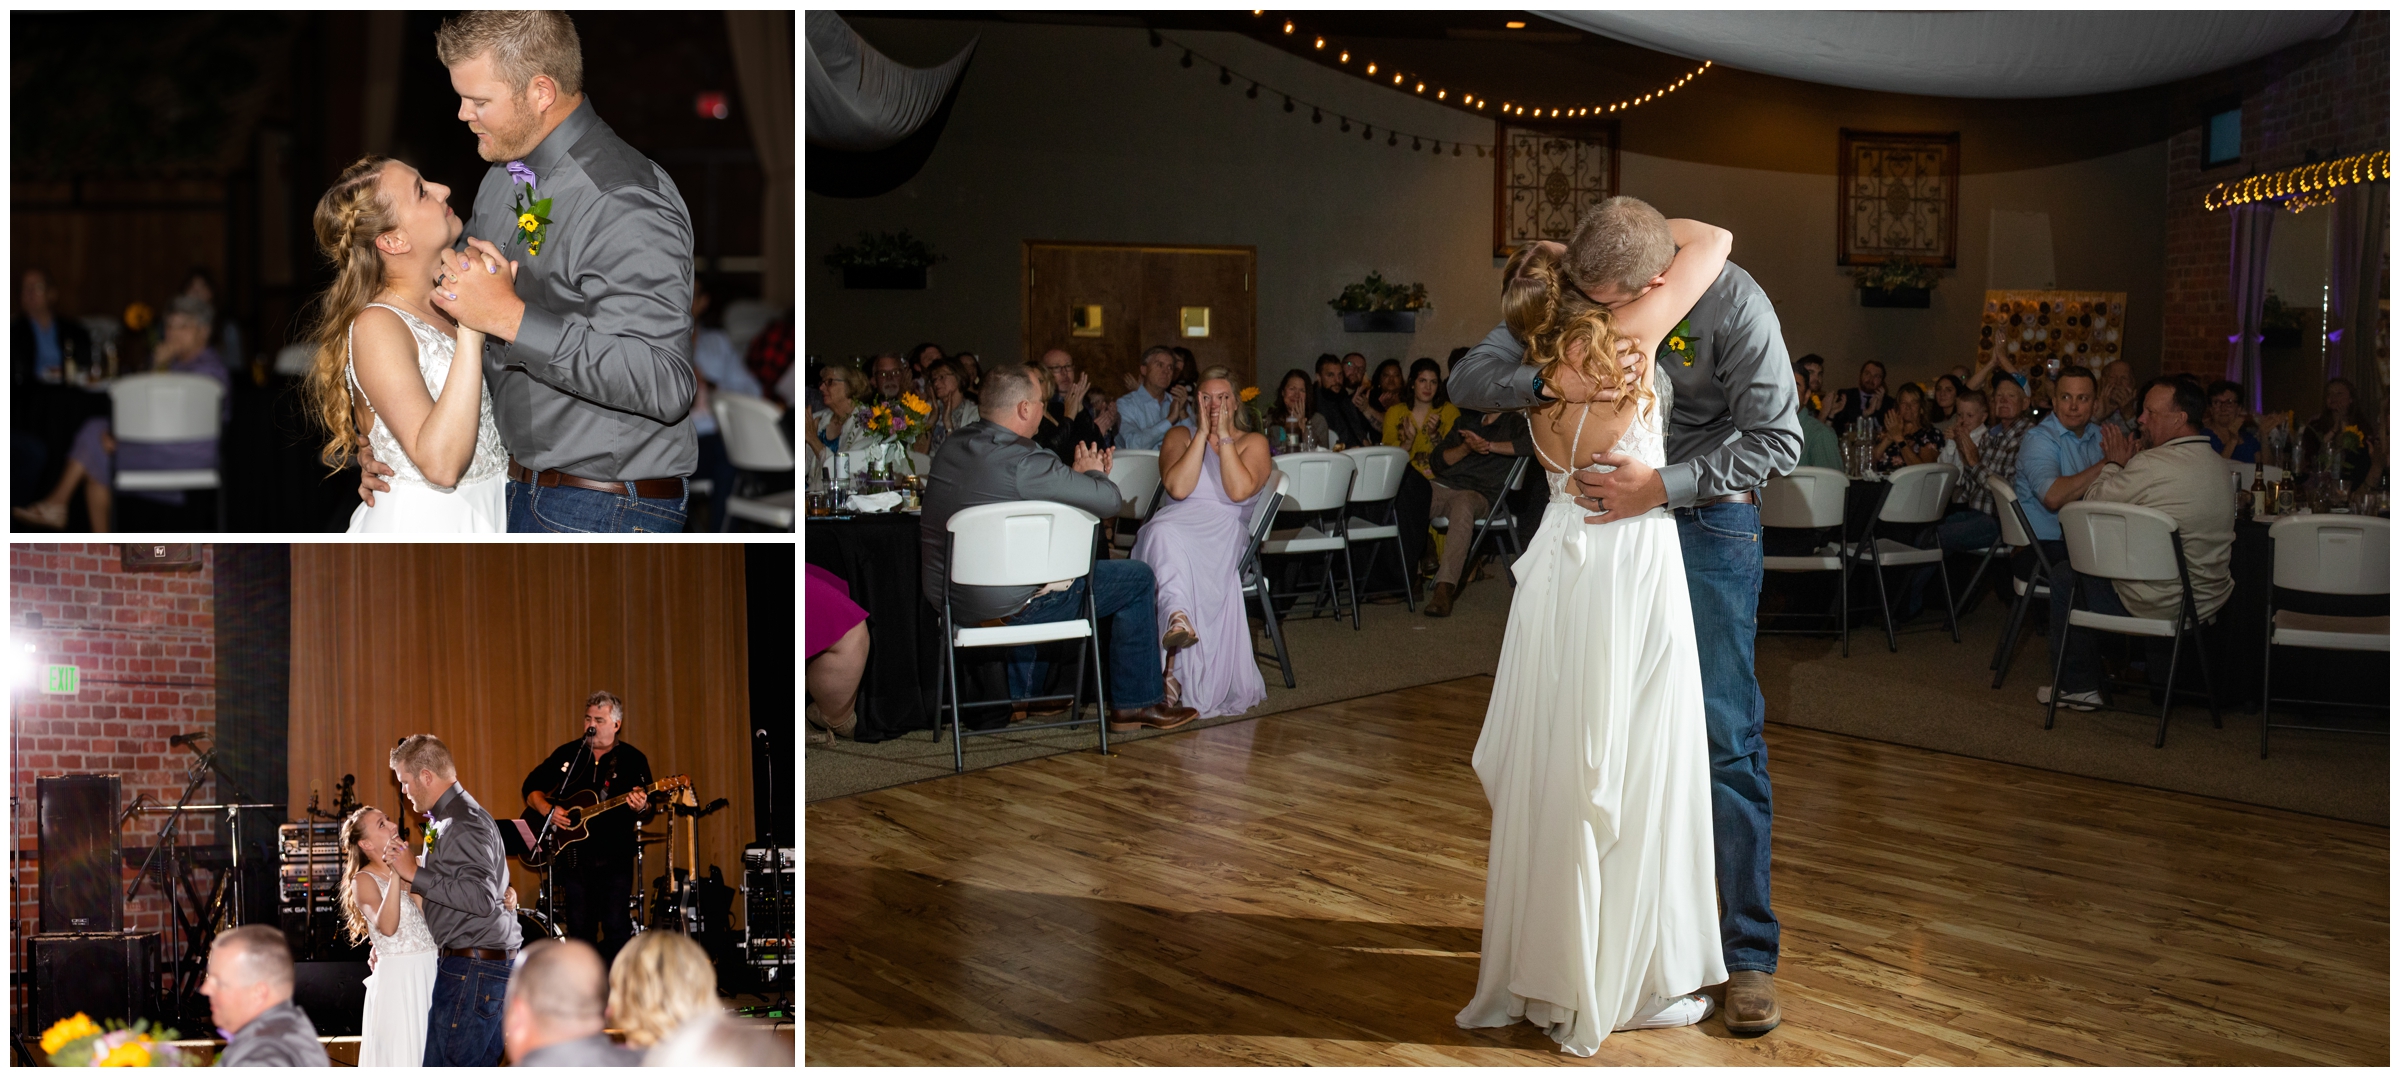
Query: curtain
727 11 795 310
805 11 976 153
2226 204 2277 409
288 546 755 926
2328 183 2387 399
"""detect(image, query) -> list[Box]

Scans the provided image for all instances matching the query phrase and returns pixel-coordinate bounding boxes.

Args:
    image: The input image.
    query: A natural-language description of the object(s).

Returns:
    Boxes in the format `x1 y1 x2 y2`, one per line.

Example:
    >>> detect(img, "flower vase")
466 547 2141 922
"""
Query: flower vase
866 444 894 488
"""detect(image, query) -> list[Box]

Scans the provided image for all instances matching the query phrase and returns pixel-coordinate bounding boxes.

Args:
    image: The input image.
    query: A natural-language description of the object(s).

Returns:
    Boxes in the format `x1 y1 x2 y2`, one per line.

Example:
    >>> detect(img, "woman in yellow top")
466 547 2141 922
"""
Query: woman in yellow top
1384 357 1460 480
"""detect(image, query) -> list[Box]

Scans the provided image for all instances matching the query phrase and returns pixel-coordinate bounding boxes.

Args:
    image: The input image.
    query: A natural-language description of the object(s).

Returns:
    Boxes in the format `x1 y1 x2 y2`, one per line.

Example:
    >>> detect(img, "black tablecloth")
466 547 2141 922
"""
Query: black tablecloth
806 512 941 742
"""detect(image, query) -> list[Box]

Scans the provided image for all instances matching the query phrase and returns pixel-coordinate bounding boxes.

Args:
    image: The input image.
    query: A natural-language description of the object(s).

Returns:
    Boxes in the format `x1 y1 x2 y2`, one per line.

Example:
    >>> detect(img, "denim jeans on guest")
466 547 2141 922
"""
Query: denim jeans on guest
2046 558 2178 695
1674 500 1778 974
1001 558 1164 711
507 478 689 533
424 955 511 1066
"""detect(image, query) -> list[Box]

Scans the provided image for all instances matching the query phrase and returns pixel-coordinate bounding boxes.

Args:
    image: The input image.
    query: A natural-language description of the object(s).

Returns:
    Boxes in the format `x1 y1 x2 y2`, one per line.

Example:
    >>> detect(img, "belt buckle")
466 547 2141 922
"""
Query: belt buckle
538 469 563 489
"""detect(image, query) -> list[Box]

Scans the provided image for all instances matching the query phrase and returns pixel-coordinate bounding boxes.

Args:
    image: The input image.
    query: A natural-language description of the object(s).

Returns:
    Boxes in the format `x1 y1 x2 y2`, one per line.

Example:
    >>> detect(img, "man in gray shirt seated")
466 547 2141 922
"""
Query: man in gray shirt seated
201 925 331 1067
504 939 643 1066
920 363 1199 732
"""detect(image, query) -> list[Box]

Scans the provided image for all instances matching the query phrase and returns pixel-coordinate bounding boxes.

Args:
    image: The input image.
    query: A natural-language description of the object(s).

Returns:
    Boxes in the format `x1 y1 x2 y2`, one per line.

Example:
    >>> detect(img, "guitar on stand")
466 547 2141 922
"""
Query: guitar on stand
519 775 690 869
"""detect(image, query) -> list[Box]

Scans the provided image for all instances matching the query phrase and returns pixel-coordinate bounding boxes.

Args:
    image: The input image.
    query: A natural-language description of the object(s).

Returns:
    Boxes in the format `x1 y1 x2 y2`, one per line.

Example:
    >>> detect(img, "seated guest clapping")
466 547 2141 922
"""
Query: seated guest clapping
14 296 228 531
1115 346 1195 451
201 925 331 1067
504 939 642 1066
1872 382 1943 471
1421 406 1529 617
2203 379 2261 463
2040 376 2235 711
1132 367 1272 717
920 363 1199 732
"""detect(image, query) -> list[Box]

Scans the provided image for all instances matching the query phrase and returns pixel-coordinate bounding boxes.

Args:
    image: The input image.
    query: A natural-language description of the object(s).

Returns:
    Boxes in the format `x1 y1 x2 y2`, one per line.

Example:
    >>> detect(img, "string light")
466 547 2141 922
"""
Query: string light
1246 11 1713 121
2204 150 2390 211
1151 29 1496 158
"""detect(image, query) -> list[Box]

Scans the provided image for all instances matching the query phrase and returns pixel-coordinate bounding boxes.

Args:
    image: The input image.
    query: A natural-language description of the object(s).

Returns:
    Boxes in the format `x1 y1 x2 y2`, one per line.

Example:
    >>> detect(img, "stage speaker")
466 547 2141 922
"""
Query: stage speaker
290 961 369 1037
39 774 122 933
32 933 156 1030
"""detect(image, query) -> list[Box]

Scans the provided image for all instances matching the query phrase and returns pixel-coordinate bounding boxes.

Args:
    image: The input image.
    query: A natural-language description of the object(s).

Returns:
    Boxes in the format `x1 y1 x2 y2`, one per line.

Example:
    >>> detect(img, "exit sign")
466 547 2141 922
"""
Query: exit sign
42 665 78 695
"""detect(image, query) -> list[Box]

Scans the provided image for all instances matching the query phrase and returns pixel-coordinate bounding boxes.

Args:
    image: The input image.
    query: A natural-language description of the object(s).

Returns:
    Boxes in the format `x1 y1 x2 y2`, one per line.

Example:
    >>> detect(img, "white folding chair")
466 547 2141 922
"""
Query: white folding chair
1263 451 1361 628
1987 476 2056 688
2261 516 2389 757
712 393 795 531
2046 501 2223 747
1106 449 1163 551
1843 462 1960 651
1758 466 1855 655
1432 455 1534 580
1239 473 1295 687
1340 446 1416 610
109 372 226 531
934 500 1110 773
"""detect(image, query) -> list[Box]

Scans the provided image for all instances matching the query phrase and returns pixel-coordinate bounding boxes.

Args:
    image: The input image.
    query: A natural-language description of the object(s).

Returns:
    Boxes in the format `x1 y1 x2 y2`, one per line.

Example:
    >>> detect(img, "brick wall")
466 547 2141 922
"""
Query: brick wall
9 544 216 958
2162 13 2390 381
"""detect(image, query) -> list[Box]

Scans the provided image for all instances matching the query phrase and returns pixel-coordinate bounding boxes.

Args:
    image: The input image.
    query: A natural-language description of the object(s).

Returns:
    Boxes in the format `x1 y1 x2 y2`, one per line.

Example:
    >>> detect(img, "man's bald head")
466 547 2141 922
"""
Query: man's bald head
504 939 609 1062
212 925 296 992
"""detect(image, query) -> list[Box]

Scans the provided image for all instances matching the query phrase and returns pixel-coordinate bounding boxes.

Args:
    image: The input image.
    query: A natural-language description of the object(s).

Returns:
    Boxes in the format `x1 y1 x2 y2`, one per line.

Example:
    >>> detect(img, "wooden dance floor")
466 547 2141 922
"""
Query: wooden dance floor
806 676 2388 1065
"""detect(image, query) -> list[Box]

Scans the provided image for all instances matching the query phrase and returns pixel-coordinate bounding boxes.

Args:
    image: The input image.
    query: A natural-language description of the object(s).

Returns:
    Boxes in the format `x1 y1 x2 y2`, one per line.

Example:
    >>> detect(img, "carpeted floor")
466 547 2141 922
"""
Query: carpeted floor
809 570 2389 825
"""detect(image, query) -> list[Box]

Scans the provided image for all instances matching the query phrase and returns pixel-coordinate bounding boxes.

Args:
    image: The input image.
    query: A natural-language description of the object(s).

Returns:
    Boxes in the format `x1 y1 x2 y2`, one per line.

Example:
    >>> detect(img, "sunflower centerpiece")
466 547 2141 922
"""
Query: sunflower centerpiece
41 1012 187 1067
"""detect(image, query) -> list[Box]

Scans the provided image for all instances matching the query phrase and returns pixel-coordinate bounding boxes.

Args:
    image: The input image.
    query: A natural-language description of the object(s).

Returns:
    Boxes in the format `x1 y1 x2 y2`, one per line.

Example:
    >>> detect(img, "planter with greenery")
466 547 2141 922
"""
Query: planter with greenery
1851 259 1942 309
826 230 943 289
1329 271 1430 332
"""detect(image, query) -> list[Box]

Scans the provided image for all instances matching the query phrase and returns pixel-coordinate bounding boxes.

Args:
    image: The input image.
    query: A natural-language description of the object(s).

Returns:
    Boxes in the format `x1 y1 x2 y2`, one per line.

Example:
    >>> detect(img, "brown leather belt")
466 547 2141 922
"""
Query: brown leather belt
1689 490 1756 508
440 946 515 961
508 458 684 500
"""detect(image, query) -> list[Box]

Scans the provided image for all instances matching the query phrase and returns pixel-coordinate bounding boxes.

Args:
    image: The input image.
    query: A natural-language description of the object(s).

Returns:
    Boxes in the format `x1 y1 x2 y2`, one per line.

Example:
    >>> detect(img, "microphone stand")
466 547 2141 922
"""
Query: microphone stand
532 731 594 940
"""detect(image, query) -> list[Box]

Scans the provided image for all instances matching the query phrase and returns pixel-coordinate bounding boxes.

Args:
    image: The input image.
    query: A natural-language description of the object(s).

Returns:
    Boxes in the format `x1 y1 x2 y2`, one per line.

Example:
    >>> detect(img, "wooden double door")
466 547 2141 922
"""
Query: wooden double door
1022 241 1255 392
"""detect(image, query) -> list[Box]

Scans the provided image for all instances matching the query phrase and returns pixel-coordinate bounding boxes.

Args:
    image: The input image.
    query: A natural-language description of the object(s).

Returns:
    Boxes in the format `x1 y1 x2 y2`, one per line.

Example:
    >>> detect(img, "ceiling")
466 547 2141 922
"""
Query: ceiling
1539 11 2355 99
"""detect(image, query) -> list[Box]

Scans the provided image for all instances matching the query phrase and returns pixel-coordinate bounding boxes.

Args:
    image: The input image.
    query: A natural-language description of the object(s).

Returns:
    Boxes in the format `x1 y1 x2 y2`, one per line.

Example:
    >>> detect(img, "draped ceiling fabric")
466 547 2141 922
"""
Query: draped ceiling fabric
1539 12 2351 99
728 11 796 307
2226 205 2277 405
288 546 754 924
806 11 977 152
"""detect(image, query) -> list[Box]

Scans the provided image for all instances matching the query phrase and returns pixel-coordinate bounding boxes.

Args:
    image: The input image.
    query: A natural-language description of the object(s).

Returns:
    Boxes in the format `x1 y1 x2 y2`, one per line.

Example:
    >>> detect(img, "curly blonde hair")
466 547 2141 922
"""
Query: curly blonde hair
300 155 399 471
607 930 717 1046
1501 243 1655 418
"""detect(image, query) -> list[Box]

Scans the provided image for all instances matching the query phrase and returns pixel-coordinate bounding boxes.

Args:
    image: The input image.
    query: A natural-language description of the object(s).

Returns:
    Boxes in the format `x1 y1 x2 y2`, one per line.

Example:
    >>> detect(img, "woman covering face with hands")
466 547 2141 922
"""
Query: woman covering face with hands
1135 368 1273 717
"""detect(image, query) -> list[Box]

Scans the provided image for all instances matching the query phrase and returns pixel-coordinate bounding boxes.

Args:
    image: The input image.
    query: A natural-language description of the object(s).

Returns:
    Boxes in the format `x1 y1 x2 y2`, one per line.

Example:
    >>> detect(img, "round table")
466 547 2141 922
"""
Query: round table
805 510 941 742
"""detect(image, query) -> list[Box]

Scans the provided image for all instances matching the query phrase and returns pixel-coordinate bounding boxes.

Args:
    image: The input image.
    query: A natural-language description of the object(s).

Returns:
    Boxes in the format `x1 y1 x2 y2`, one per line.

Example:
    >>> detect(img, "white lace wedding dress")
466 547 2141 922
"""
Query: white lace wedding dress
356 869 437 1067
345 302 508 532
1454 400 1727 1056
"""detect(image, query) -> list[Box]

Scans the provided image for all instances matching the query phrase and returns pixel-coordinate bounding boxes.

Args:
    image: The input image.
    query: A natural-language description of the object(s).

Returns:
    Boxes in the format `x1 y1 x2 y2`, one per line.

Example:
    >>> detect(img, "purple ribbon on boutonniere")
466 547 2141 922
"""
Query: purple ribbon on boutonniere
506 160 537 188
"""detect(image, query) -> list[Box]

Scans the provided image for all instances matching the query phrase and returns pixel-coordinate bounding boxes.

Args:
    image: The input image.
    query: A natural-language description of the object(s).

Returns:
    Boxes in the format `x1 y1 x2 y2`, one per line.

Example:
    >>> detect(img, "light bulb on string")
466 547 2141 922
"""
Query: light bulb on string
1248 82 1260 99
1412 136 1421 150
1341 118 1351 132
1283 94 1294 112
1148 29 1161 47
1388 131 1398 146
1220 67 1232 86
1363 125 1373 139
1312 106 1322 123
1181 50 1193 68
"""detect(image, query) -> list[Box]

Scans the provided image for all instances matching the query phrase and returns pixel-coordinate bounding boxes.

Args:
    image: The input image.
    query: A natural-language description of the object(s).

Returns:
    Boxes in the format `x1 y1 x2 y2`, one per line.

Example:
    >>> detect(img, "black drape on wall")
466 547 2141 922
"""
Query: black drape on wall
212 543 290 925
746 544 793 844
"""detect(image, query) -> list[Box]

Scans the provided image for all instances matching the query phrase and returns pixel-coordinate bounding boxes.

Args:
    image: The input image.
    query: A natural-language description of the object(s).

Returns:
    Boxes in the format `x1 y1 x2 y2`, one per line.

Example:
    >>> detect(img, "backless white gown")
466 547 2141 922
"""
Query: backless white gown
1454 400 1726 1055
344 302 508 532
355 868 437 1066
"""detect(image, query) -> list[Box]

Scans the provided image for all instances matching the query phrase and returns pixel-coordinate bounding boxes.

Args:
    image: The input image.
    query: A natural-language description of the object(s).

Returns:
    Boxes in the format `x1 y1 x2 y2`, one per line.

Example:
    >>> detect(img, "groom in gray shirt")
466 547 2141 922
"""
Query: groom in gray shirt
365 11 698 532
1448 196 1800 1036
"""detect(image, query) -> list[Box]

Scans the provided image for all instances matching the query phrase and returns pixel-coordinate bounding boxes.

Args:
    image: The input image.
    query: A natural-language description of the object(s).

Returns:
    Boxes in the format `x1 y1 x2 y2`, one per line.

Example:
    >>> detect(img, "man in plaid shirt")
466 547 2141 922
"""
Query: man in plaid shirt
1963 379 2035 515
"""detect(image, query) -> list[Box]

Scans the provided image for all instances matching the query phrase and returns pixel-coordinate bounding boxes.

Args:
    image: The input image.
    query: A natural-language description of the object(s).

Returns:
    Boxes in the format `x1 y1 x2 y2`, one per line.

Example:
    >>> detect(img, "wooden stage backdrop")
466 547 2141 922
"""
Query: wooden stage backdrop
288 545 753 922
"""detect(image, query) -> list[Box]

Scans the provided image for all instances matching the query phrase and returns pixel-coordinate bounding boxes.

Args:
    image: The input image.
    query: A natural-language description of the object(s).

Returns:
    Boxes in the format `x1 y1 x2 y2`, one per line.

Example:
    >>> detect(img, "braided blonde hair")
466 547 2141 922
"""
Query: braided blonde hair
301 155 399 470
1501 243 1655 418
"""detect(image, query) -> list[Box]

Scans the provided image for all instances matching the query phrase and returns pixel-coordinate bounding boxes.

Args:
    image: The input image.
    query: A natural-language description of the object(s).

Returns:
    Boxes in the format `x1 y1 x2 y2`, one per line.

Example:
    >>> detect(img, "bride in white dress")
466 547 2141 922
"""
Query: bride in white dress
300 154 508 532
341 806 437 1067
1454 222 1733 1056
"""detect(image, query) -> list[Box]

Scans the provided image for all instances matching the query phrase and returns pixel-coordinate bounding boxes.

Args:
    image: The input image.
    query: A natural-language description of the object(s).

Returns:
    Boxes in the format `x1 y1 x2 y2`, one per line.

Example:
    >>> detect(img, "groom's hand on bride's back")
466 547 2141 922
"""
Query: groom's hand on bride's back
1574 451 1668 525
355 436 397 506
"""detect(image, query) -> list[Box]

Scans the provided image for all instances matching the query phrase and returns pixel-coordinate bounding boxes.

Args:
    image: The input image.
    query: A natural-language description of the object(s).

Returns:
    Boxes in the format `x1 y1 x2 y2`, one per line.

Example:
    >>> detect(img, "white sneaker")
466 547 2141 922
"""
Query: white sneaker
2037 686 2102 711
1616 992 1716 1031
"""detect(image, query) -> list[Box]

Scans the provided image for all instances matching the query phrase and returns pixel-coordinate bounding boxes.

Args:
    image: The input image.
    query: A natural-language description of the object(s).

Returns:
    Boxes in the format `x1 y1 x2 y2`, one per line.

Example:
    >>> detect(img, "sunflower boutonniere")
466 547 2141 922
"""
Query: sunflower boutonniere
1664 319 1698 366
505 160 554 257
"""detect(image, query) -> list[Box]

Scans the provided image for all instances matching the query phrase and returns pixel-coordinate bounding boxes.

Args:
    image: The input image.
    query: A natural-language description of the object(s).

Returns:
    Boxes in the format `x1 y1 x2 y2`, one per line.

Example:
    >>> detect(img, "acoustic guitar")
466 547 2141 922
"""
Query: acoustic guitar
521 774 690 868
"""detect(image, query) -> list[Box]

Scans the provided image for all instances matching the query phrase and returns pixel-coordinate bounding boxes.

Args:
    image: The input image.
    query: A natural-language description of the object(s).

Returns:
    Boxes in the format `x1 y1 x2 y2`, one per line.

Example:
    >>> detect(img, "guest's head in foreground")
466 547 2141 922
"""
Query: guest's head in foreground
1499 239 1651 415
1194 366 1257 433
300 153 460 468
337 805 403 945
389 733 458 815
1561 195 1675 309
201 925 296 1036
2137 376 2207 448
981 363 1047 438
2049 365 2098 430
504 939 621 1065
608 930 716 1048
437 10 585 164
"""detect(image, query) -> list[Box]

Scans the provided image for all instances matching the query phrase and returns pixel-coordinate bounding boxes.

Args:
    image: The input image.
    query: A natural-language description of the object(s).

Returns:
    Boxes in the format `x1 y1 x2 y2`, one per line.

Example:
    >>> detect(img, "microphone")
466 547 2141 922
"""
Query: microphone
168 731 209 747
583 726 598 740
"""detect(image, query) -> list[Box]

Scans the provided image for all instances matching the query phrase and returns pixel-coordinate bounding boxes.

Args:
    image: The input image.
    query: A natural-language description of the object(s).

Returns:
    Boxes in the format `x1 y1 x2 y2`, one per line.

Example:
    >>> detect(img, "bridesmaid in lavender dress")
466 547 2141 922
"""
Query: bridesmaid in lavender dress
1132 367 1272 718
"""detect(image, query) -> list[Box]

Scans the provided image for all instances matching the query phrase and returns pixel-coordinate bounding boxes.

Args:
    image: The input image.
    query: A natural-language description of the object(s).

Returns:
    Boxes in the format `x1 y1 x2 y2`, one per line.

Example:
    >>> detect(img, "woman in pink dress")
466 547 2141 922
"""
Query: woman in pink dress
1132 367 1272 718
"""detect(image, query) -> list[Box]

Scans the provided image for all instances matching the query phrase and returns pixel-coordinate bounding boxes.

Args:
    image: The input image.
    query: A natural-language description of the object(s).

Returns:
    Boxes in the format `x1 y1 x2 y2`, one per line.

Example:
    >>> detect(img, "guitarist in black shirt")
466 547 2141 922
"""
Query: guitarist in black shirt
521 691 654 966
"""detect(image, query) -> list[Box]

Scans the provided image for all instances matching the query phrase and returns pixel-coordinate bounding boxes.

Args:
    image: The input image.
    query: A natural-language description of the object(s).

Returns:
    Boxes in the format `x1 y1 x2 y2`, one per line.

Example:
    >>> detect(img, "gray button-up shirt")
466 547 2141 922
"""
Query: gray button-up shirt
406 783 521 953
520 1032 645 1067
1446 261 1803 508
217 998 331 1067
467 99 698 482
920 420 1124 623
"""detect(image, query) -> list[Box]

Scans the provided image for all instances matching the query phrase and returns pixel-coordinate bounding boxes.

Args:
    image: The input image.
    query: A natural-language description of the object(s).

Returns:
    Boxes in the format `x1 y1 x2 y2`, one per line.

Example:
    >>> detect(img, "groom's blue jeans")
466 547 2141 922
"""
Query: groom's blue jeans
1674 500 1779 974
508 478 688 533
424 955 510 1066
